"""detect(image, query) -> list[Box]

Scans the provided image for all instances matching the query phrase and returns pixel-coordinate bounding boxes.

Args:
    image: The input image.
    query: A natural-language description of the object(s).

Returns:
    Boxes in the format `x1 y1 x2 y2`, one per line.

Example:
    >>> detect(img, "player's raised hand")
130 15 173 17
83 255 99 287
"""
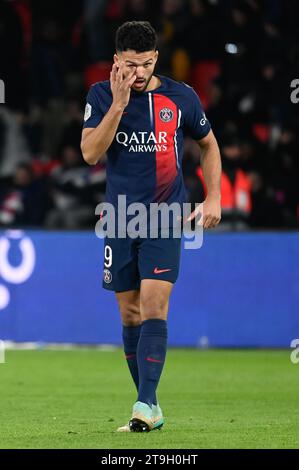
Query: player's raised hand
110 62 136 110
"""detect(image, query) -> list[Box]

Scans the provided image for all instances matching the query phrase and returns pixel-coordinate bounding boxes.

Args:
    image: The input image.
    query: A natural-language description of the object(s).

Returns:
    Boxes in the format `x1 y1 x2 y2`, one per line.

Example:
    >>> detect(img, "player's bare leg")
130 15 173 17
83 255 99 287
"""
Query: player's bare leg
116 289 141 327
140 279 173 322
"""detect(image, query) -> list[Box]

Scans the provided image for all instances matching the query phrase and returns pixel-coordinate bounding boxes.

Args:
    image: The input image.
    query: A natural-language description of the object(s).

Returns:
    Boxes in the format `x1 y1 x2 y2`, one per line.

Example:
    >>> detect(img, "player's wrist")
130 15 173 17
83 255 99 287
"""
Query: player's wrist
206 192 221 201
110 101 126 114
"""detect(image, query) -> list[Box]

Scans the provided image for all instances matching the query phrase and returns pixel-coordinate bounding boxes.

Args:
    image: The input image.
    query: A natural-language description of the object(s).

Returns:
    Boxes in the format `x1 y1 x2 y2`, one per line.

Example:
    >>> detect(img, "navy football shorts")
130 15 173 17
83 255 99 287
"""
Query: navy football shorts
102 231 182 292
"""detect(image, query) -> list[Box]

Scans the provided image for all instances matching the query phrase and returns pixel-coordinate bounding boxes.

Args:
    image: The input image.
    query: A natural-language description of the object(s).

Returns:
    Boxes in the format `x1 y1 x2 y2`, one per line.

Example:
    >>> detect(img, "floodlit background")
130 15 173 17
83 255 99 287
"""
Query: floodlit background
1 0 299 230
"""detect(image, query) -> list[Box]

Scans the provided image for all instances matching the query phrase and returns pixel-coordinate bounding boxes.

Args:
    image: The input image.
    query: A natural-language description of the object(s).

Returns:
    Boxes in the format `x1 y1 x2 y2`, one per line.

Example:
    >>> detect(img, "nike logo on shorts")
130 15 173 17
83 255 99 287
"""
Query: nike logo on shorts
154 267 172 274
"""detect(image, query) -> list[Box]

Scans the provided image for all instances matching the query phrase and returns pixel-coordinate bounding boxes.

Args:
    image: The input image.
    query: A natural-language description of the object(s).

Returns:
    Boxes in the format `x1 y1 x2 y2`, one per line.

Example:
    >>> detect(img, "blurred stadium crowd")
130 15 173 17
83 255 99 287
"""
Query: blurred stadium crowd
0 0 298 230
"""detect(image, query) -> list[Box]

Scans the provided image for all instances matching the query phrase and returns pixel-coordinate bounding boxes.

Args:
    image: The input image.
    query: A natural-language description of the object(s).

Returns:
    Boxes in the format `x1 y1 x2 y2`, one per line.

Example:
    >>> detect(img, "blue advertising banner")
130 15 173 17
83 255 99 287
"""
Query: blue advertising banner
0 230 298 347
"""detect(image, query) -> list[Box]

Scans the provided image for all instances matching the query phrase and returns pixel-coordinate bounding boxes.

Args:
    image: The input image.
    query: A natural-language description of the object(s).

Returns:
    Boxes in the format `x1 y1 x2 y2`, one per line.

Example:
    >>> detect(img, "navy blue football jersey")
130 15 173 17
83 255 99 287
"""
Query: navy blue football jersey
83 75 211 224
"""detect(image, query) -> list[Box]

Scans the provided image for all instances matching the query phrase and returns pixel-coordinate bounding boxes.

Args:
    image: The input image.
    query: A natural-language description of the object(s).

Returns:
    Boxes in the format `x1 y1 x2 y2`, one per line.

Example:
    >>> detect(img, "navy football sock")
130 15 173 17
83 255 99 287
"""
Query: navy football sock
122 324 158 406
122 325 141 391
137 319 167 407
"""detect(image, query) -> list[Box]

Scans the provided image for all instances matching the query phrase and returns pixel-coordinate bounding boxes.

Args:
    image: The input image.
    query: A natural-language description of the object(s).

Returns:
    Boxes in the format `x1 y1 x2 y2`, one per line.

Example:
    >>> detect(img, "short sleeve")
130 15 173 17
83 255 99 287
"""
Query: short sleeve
83 85 104 129
183 85 211 140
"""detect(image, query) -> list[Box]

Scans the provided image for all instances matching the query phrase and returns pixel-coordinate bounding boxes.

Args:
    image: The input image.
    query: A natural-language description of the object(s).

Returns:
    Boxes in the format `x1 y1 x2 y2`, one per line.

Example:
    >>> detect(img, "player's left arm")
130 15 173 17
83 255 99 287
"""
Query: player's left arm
182 84 221 228
197 129 222 229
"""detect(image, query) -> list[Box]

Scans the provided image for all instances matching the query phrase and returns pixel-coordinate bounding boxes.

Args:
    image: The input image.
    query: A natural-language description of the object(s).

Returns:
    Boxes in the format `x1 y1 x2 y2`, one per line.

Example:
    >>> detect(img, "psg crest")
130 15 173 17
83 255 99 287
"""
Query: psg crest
159 107 174 122
103 269 112 283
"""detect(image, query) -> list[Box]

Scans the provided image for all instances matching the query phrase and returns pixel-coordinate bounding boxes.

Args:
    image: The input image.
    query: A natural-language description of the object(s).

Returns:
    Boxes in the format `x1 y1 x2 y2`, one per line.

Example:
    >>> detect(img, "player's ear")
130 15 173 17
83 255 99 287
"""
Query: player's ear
113 53 119 65
154 50 159 63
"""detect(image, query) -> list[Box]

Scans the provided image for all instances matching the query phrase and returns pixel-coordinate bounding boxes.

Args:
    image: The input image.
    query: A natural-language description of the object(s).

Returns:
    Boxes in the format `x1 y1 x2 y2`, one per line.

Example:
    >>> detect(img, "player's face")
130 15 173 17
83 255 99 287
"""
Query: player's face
114 50 158 92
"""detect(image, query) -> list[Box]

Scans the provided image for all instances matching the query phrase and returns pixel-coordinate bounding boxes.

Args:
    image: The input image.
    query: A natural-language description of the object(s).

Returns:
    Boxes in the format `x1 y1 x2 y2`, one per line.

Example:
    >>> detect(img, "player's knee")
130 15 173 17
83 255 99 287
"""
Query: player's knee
140 295 168 320
118 302 141 327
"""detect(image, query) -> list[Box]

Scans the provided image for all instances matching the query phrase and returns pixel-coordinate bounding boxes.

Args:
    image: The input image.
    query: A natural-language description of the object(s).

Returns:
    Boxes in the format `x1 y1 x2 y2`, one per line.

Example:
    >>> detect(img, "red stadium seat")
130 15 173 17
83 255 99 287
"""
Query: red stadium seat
191 61 221 109
84 62 112 89
252 123 270 143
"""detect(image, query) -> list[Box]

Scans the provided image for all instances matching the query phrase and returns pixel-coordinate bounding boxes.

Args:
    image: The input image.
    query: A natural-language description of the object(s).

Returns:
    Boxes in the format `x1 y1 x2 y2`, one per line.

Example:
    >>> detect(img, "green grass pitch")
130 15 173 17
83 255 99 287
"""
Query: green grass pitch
1 349 299 449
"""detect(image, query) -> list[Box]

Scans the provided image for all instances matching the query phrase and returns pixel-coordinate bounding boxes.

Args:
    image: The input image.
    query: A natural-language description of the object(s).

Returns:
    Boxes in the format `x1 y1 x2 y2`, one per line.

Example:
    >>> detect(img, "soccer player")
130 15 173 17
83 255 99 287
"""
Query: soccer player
81 21 221 432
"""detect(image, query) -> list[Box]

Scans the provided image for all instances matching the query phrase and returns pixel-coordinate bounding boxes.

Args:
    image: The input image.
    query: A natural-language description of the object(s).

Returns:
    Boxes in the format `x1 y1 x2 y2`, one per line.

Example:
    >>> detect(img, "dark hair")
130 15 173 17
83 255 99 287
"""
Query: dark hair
115 21 157 53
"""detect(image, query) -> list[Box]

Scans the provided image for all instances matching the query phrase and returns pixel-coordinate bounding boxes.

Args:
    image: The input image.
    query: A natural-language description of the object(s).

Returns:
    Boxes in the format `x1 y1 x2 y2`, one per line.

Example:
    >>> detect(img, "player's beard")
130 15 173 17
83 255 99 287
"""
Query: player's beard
131 72 154 94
